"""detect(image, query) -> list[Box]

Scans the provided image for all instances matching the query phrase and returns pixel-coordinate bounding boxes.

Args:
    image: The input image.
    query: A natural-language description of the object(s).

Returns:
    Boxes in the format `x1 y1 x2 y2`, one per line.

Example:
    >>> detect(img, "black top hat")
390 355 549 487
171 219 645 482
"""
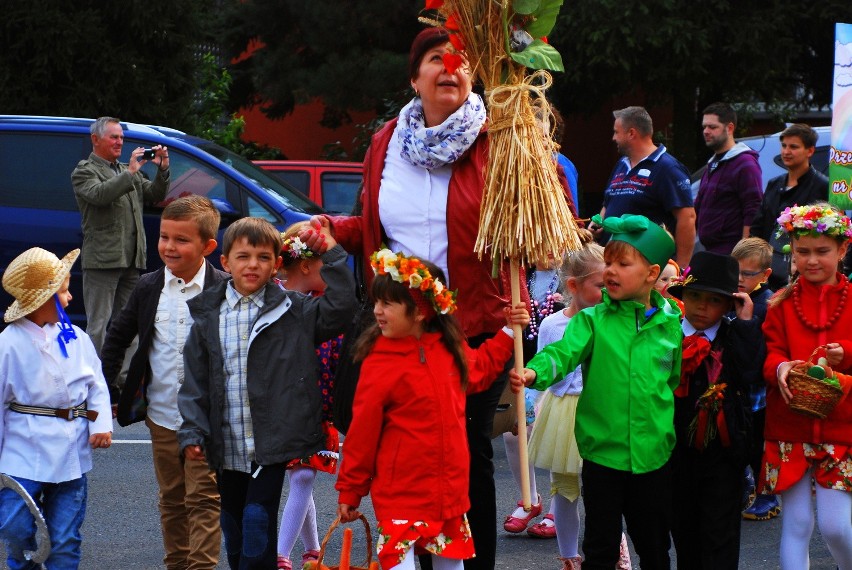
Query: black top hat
666 251 739 300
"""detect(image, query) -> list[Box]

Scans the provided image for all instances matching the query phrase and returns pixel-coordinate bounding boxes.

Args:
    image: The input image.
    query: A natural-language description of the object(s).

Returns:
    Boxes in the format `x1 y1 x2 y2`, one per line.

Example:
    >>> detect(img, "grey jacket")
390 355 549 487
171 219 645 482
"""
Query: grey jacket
177 245 356 470
71 152 169 270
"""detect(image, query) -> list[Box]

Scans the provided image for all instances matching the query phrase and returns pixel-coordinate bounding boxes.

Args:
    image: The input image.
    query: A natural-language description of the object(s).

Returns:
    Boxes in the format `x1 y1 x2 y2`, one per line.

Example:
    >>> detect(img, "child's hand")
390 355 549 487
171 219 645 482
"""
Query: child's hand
337 503 361 523
824 343 844 367
509 368 536 393
777 360 804 404
90 432 112 449
503 303 531 329
184 445 207 462
299 216 337 254
732 291 753 321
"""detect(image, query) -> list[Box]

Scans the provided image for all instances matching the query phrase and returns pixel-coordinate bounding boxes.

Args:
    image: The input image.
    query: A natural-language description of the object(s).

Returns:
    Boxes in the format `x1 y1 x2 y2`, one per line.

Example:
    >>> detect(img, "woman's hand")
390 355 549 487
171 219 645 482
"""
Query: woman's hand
89 432 112 449
337 503 360 523
509 368 536 393
776 360 804 404
299 216 337 254
824 343 844 367
184 445 206 462
503 303 530 329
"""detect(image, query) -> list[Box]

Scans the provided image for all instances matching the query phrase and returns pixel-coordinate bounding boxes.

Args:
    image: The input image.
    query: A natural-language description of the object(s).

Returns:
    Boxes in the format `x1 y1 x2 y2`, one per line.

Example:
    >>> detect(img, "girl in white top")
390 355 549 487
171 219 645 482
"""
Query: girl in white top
528 239 632 570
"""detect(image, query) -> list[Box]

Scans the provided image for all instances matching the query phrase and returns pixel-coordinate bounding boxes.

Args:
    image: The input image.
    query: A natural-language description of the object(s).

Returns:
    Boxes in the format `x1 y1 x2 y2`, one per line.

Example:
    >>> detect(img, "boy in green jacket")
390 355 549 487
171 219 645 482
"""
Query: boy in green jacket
511 214 681 570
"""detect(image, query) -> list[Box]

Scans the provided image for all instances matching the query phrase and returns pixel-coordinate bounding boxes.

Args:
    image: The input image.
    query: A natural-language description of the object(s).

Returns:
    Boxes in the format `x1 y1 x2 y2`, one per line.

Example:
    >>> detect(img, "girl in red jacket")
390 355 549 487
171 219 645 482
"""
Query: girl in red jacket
336 249 529 570
761 203 852 570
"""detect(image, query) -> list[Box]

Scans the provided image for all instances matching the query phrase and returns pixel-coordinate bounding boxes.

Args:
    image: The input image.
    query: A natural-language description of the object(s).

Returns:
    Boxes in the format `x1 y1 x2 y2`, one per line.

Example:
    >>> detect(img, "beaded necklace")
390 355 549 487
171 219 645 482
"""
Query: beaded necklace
526 269 560 340
792 276 850 332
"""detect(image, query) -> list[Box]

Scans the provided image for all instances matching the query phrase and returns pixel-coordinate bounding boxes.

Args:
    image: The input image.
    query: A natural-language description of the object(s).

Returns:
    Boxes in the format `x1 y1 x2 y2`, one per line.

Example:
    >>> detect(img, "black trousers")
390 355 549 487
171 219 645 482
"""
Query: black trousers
581 458 673 570
218 464 287 570
671 444 743 570
422 334 509 570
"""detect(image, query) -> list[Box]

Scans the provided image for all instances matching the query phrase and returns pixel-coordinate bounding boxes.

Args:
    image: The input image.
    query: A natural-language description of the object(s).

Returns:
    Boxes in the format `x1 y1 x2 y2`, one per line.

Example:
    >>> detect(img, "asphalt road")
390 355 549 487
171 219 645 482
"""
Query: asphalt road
1 420 840 569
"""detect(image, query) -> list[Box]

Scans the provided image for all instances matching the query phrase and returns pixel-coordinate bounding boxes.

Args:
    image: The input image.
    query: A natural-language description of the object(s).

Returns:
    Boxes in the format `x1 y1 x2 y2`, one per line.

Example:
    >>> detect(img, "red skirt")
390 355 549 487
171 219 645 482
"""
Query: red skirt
375 515 475 569
760 441 852 494
285 421 339 474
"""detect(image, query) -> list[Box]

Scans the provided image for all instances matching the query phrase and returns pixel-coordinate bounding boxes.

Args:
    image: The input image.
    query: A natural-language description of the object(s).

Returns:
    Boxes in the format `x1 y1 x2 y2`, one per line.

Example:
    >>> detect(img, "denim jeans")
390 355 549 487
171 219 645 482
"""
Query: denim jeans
0 474 88 570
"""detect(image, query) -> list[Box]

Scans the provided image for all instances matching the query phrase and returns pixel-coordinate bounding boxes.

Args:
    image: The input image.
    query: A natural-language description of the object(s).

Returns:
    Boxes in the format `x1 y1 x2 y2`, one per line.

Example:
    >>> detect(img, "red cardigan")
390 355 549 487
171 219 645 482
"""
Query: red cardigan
335 330 513 521
328 118 575 339
762 274 852 445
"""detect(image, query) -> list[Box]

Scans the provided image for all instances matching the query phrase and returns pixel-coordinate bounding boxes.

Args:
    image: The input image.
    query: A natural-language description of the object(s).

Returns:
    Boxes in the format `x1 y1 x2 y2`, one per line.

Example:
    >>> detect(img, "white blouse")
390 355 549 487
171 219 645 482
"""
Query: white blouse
0 319 112 483
378 122 452 284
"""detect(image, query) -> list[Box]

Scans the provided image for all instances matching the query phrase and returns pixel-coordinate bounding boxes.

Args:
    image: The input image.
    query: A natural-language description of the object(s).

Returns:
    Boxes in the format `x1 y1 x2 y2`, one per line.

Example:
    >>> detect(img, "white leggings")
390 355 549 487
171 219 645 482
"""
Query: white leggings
780 468 852 570
276 468 320 558
503 431 538 502
393 545 464 570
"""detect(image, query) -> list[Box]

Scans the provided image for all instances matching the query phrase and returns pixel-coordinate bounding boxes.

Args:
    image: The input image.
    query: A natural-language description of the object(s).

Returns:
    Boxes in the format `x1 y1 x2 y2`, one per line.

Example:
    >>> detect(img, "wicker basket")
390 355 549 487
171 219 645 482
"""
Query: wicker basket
787 348 844 419
308 514 375 570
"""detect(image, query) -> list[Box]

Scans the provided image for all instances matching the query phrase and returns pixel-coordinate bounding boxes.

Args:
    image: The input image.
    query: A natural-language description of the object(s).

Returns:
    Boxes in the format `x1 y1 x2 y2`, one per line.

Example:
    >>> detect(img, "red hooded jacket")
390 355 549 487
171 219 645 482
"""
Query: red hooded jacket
335 330 513 521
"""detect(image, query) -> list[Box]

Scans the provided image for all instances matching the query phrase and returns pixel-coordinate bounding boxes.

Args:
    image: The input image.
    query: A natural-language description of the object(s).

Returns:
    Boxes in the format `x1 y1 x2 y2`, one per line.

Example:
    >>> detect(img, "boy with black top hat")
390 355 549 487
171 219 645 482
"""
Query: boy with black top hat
667 251 766 569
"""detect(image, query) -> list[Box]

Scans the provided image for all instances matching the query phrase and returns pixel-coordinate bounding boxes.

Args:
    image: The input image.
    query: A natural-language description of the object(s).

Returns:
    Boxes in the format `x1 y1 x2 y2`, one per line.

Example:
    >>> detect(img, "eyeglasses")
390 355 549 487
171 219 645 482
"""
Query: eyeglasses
739 269 764 278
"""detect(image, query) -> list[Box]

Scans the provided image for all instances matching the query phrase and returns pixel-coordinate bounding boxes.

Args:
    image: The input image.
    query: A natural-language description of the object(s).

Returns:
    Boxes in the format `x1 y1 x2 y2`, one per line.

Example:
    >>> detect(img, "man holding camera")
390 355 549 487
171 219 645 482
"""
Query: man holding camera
71 116 170 358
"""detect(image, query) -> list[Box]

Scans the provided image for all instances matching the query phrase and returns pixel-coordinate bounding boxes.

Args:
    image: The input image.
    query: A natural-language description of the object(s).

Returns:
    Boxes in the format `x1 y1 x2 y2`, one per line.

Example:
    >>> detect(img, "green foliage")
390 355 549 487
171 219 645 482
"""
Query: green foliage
0 0 212 130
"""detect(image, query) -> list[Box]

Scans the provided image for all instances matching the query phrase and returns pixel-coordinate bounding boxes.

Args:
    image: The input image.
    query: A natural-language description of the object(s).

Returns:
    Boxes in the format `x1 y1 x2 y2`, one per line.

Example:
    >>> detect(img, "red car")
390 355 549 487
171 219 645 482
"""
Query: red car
254 160 363 214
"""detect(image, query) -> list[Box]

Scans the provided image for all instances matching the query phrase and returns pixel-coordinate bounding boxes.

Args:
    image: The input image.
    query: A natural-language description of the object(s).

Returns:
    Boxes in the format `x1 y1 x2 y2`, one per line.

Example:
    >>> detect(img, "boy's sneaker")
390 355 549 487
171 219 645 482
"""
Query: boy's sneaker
742 466 756 509
743 494 781 521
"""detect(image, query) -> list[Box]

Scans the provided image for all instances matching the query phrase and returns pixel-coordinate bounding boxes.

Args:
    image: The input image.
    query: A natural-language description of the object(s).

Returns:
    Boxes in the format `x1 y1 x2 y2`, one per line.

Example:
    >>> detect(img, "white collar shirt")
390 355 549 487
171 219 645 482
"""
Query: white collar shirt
147 263 207 430
681 319 721 343
0 319 112 483
378 121 452 283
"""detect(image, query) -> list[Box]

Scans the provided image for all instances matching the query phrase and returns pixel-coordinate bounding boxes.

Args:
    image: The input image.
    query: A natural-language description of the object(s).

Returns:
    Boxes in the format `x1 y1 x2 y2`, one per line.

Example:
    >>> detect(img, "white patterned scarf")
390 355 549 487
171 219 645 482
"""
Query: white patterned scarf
397 92 487 170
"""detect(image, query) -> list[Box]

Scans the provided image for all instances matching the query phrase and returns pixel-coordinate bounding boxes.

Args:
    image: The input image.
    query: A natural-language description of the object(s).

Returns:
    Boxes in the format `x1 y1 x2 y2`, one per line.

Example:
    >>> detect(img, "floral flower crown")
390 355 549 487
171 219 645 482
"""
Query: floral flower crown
776 205 852 241
280 235 316 260
370 249 457 315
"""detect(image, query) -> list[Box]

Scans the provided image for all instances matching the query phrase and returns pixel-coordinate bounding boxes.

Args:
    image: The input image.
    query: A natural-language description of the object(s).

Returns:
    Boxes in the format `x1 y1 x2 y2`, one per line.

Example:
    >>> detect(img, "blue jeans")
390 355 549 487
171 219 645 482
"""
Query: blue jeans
0 474 88 570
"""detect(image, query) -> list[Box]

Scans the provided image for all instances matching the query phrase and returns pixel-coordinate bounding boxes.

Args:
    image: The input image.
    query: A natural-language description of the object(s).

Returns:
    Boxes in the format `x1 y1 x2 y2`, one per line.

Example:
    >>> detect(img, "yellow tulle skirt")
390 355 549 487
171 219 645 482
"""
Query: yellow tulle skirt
528 391 582 475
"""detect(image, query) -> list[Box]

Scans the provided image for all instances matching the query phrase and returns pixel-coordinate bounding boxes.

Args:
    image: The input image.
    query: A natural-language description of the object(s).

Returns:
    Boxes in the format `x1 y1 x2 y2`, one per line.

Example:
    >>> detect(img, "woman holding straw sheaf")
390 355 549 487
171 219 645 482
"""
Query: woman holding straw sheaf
311 26 575 570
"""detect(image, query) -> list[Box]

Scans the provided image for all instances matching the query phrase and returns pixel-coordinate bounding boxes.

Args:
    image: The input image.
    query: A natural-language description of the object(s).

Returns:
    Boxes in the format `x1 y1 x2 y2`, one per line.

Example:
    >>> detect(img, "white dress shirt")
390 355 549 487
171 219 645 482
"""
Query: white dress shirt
378 122 452 283
681 318 721 342
0 319 112 483
147 264 207 430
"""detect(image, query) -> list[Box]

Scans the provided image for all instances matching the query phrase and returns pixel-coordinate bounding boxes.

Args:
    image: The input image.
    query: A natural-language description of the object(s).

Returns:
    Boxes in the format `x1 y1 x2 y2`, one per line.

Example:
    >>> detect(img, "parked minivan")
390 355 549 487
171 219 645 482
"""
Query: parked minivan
0 115 323 326
253 160 363 214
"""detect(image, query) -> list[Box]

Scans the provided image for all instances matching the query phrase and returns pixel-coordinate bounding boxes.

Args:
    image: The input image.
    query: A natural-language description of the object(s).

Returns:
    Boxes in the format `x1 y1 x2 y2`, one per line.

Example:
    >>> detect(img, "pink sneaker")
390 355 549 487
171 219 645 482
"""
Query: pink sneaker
527 513 556 538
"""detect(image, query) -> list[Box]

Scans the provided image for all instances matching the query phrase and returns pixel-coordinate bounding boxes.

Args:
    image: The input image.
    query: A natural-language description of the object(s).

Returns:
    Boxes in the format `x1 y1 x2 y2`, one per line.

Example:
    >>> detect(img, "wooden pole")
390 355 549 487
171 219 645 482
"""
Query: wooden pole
510 259 532 510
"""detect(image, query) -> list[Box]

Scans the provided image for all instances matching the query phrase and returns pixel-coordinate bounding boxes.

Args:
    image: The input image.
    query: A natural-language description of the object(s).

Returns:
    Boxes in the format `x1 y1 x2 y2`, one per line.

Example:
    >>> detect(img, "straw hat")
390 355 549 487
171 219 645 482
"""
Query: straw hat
3 247 80 323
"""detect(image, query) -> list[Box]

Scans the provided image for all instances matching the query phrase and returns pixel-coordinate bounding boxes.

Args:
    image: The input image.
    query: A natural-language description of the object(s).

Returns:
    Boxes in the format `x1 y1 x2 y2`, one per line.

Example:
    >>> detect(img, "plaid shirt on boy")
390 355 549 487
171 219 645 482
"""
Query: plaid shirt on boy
218 282 264 473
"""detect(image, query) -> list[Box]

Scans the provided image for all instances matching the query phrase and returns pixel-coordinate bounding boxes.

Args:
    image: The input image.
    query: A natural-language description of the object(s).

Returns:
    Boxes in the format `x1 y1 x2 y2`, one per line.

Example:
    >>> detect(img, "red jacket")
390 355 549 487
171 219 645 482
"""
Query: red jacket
329 118 575 339
335 330 513 521
762 274 852 445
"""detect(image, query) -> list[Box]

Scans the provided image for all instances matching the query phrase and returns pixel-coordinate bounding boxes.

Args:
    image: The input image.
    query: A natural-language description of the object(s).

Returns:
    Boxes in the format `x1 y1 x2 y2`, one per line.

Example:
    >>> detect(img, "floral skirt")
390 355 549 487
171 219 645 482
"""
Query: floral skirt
760 441 852 494
376 515 475 569
284 421 338 474
528 391 582 475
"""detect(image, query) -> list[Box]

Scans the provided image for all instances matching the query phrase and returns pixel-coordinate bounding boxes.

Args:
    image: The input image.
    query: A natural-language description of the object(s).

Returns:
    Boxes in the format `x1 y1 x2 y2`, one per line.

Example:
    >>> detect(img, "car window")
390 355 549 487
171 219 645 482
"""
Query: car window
273 170 310 196
321 172 362 214
0 132 89 210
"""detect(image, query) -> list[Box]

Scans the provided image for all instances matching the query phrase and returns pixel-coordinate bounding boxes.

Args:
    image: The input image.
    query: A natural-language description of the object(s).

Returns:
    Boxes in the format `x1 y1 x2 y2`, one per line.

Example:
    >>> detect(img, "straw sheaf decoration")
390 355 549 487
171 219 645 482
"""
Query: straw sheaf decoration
423 0 582 264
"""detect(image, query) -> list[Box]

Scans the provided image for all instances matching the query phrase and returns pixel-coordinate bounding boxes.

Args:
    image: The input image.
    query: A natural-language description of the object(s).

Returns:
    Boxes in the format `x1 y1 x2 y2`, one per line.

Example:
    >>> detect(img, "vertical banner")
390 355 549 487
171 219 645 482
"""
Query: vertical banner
830 23 852 209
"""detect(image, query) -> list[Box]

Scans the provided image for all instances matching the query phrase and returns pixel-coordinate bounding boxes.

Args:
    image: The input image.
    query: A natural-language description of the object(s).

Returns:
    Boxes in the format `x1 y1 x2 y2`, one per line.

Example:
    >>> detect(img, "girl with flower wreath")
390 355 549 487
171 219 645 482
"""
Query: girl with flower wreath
761 202 852 569
274 221 343 570
335 249 529 570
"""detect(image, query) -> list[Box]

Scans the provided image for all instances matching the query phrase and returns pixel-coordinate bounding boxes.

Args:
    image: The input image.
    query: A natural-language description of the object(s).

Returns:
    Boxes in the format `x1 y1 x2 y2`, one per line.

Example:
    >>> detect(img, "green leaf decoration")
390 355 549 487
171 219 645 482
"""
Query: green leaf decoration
510 39 564 72
524 0 563 38
513 0 541 16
